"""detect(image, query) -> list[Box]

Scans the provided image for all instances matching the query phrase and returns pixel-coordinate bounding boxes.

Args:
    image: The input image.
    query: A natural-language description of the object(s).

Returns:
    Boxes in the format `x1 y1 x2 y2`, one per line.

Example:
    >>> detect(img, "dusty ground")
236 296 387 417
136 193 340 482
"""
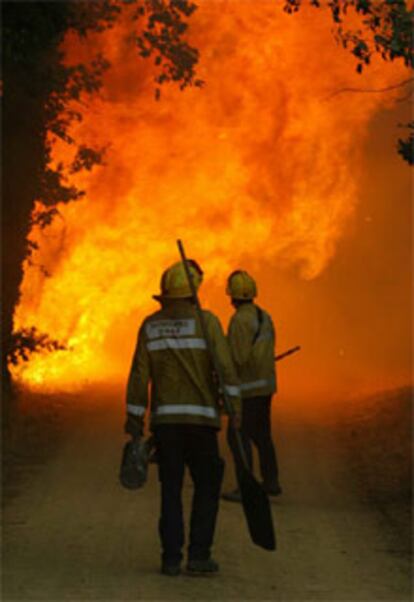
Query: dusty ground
340 387 412 550
2 387 412 601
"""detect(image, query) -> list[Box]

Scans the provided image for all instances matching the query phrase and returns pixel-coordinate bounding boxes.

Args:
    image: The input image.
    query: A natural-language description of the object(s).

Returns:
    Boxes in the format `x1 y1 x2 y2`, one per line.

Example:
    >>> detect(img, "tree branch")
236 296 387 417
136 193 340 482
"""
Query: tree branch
324 77 414 100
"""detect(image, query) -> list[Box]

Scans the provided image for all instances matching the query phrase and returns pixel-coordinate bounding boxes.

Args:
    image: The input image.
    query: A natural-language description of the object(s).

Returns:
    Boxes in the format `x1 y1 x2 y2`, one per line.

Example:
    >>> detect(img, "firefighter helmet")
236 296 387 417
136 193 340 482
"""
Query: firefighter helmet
226 270 257 300
154 260 203 300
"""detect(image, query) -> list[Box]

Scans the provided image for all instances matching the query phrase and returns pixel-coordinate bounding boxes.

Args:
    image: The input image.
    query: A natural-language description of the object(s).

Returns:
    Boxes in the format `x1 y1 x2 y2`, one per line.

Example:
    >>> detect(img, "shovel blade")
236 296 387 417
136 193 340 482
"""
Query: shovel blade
239 468 276 551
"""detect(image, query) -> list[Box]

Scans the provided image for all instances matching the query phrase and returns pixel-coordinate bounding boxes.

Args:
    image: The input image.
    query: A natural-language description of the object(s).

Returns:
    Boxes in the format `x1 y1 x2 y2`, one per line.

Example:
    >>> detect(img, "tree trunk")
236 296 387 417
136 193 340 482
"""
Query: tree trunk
2 64 48 415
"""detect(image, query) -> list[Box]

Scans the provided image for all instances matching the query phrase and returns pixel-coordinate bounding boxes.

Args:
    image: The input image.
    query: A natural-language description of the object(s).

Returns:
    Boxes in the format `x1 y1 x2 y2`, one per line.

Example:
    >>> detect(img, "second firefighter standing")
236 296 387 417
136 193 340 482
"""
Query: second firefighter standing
223 270 282 502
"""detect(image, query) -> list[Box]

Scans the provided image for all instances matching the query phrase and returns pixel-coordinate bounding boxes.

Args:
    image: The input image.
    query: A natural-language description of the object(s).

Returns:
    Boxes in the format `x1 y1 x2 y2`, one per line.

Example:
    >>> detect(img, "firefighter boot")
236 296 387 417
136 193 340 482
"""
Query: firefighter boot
263 482 282 497
161 562 181 577
221 488 242 503
187 557 219 575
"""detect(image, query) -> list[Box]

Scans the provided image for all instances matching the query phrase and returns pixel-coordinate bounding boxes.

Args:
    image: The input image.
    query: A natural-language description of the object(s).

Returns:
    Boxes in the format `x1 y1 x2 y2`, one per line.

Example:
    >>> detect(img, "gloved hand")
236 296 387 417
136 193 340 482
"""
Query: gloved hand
124 414 143 438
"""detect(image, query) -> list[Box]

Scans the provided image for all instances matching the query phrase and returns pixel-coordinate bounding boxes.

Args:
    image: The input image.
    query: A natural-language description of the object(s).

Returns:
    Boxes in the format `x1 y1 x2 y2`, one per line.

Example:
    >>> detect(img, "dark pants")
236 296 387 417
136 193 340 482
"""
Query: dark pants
227 395 279 489
154 424 224 565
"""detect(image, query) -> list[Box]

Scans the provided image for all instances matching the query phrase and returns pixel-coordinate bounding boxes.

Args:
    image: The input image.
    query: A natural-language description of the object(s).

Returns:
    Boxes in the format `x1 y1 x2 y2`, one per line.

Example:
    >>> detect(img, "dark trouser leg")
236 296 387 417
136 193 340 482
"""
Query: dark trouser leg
186 427 224 561
155 425 185 565
249 396 280 488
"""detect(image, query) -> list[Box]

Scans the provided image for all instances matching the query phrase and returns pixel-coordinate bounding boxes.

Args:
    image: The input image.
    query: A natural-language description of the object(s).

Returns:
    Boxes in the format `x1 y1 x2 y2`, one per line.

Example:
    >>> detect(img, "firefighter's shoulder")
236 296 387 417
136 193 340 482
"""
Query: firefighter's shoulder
201 308 220 323
201 309 225 332
137 309 164 335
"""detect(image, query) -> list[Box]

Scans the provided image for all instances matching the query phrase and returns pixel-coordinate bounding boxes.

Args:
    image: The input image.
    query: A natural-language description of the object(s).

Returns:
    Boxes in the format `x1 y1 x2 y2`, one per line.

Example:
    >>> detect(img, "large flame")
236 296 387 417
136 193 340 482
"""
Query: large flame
12 1 409 390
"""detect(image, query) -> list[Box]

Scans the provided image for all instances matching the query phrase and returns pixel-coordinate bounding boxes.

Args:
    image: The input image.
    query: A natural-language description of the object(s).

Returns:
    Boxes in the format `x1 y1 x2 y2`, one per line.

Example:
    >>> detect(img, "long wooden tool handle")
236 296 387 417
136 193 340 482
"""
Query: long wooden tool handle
177 239 249 467
177 240 234 417
275 345 301 362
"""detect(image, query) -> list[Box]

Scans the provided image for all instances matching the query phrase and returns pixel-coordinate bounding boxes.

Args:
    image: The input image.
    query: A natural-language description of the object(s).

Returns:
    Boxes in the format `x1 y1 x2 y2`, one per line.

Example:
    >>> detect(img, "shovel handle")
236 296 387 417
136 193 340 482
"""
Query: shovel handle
177 240 250 469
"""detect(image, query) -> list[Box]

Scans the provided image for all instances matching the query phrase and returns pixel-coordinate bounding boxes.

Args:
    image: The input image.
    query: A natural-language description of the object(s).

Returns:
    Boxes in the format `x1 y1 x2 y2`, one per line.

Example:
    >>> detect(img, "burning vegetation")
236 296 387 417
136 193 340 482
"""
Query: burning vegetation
6 0 412 390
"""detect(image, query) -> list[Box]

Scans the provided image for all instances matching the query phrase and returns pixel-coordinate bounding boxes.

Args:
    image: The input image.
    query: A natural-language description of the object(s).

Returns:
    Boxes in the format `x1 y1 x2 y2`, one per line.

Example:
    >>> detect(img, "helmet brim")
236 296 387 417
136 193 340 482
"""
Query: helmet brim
152 294 193 301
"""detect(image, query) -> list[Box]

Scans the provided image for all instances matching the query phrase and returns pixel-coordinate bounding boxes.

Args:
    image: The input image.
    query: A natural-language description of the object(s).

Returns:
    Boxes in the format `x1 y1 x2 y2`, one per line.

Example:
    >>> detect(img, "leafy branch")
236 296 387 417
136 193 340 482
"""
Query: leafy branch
397 121 413 164
284 0 413 72
284 1 414 164
134 0 203 98
8 327 68 366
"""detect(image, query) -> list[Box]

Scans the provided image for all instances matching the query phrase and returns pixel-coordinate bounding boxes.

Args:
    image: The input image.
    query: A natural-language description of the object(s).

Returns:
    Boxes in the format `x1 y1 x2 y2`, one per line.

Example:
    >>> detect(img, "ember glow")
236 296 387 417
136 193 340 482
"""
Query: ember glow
12 2 410 392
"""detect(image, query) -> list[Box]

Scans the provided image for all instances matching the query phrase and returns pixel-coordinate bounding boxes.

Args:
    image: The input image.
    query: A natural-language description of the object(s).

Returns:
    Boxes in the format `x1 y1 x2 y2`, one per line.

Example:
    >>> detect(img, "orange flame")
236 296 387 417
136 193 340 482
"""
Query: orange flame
12 1 408 390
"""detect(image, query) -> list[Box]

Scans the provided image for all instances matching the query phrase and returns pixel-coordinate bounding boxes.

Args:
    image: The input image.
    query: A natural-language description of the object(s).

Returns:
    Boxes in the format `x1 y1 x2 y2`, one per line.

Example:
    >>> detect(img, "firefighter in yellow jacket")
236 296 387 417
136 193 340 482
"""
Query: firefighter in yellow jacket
222 270 281 502
125 260 241 576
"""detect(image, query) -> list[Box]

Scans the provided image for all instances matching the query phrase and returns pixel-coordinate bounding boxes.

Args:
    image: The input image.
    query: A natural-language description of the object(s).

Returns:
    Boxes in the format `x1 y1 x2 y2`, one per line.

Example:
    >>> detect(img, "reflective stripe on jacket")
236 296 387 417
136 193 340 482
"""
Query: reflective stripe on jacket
227 302 276 399
126 299 241 428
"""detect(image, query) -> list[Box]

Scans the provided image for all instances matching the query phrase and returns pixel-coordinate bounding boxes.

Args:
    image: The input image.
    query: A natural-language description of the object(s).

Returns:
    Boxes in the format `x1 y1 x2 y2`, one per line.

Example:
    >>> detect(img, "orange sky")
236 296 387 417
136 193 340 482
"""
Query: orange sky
12 1 413 400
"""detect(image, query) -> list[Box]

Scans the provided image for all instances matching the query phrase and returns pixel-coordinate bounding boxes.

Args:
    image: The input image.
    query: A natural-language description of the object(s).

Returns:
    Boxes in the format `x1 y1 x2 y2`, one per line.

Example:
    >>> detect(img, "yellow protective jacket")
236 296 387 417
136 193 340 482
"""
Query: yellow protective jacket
228 302 277 399
126 299 241 429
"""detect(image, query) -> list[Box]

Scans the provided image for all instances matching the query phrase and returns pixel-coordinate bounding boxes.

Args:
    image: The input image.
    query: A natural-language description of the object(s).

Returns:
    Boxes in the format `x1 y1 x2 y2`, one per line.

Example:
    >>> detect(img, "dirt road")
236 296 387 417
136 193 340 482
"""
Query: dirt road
2 390 411 601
